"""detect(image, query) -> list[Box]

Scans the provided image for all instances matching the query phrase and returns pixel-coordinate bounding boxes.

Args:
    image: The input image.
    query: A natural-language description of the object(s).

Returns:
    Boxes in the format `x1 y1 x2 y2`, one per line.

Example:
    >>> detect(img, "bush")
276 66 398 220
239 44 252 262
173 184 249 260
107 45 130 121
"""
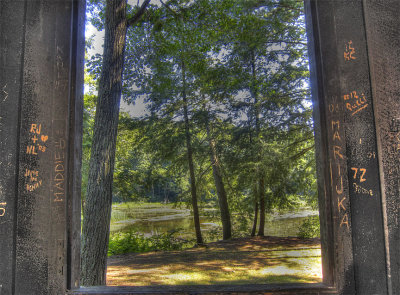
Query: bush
108 229 193 256
298 215 320 238
203 225 222 243
231 215 251 238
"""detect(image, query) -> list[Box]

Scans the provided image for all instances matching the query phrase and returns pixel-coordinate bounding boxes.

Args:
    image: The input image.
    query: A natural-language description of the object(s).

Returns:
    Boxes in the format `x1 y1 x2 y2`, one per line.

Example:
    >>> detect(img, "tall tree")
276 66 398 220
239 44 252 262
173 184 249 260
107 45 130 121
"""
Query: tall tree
218 0 311 236
81 0 150 286
196 66 234 240
124 1 209 244
205 115 232 239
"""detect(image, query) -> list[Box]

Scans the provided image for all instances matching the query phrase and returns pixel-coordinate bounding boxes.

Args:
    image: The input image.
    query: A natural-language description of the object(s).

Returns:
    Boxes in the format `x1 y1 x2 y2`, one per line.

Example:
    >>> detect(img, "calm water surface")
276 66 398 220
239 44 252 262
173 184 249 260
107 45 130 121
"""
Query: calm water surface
110 203 318 239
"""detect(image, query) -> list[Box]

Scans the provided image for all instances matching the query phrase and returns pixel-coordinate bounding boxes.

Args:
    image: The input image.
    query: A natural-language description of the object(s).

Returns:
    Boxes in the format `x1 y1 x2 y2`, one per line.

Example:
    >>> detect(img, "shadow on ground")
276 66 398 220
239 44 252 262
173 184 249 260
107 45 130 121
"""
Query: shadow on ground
106 236 322 286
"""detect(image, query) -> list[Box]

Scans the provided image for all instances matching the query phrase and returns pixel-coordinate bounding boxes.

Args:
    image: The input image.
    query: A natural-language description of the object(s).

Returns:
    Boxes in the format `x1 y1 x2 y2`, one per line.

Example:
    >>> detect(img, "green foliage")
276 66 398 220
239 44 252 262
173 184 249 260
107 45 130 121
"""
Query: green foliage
297 215 320 238
108 229 193 256
81 75 97 205
85 0 319 244
202 226 222 243
231 214 252 238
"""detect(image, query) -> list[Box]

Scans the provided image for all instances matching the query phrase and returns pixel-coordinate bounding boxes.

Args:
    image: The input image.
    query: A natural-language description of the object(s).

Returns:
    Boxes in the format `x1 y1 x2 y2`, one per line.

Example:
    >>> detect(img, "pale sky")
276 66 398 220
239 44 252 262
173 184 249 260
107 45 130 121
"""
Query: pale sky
85 7 149 117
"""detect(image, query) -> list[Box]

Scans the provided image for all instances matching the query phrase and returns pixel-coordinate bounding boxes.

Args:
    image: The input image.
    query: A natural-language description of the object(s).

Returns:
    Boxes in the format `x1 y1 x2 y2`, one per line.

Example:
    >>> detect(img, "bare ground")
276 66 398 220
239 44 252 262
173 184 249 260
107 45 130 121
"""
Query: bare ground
106 236 322 286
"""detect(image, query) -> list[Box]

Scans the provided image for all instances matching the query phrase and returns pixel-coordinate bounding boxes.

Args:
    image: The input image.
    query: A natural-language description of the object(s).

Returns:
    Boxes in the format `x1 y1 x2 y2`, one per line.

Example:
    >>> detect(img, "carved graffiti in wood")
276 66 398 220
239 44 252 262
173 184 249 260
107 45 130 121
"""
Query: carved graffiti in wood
0 202 6 217
351 167 367 182
344 40 356 61
24 168 43 192
330 116 349 229
1 84 8 103
53 134 66 202
25 123 48 192
26 124 48 155
343 91 368 116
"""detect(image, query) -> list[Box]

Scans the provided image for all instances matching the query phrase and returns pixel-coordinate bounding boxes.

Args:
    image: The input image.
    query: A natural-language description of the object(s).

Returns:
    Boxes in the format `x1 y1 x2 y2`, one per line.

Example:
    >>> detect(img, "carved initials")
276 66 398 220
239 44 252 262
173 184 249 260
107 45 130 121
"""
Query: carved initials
338 197 346 212
340 213 349 229
334 146 344 160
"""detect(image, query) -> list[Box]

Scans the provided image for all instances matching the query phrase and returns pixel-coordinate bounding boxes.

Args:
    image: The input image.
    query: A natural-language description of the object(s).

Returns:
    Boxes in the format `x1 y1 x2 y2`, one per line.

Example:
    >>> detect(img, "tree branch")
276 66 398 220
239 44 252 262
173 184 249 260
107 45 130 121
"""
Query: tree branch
253 0 303 12
266 40 308 47
160 0 179 17
197 163 213 182
127 0 151 27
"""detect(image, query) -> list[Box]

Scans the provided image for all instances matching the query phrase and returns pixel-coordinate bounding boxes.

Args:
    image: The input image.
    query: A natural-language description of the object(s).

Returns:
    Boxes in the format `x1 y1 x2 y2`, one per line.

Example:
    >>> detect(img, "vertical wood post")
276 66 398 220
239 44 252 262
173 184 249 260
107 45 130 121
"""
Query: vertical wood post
0 1 84 294
364 1 400 293
306 1 399 294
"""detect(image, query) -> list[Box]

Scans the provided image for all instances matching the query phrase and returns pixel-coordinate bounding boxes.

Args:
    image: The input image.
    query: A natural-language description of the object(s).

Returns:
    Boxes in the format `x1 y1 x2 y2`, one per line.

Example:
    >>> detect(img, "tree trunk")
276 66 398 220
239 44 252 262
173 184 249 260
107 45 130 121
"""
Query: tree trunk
80 0 150 286
152 180 155 200
181 60 203 244
80 0 128 286
251 199 259 237
257 176 265 236
250 51 266 237
206 120 232 240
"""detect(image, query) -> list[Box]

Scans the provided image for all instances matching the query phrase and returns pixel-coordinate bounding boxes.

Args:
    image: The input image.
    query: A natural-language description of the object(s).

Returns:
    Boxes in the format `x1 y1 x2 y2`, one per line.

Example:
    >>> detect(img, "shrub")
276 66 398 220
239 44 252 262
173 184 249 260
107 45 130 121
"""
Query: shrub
231 215 251 238
108 229 193 256
298 215 320 238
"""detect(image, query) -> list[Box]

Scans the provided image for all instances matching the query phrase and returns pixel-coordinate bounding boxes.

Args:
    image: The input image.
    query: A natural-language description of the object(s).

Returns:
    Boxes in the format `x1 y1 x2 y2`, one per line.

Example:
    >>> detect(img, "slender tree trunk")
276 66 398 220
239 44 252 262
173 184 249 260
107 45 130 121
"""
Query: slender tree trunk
206 119 232 240
164 189 168 204
257 176 265 236
152 181 155 200
250 51 266 237
80 0 128 286
181 60 203 244
251 200 259 237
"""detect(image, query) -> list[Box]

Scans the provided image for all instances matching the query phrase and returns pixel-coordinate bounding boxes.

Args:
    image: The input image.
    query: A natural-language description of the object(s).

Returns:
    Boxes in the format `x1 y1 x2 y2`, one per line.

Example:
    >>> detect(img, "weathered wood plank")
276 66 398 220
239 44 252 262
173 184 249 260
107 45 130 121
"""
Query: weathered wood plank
364 1 400 293
4 1 83 294
67 0 86 290
14 1 59 293
305 1 356 293
68 283 337 295
305 0 395 293
0 1 26 294
305 0 339 288
334 1 388 293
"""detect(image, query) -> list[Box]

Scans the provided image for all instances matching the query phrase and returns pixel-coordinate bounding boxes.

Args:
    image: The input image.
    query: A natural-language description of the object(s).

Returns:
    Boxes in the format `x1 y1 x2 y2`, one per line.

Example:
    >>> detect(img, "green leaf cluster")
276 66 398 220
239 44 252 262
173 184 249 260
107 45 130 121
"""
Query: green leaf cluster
108 229 193 255
84 0 319 237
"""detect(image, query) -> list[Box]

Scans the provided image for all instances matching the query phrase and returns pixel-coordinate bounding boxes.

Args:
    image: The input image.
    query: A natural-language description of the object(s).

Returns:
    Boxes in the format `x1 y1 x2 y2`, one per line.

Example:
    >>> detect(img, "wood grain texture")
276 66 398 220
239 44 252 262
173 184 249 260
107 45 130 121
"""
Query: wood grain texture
0 1 84 294
67 0 86 290
364 1 400 293
305 1 358 293
0 1 26 294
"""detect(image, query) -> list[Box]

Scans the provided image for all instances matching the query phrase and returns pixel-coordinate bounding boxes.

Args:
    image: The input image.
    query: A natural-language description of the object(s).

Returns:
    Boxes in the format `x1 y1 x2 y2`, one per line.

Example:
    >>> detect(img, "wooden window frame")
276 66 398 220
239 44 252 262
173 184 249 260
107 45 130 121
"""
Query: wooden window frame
67 1 340 294
2 0 396 294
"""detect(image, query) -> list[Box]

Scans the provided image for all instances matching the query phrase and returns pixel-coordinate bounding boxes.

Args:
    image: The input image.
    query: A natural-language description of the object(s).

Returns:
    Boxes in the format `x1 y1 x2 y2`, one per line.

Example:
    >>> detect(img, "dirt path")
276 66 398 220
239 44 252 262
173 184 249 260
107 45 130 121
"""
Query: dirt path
106 236 322 286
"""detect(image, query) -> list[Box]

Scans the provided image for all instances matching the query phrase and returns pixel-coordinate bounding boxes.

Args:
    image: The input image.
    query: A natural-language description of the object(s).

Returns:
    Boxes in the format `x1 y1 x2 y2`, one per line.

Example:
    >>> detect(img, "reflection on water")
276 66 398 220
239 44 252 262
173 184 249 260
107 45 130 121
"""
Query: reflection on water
114 216 216 236
110 203 318 239
264 217 309 237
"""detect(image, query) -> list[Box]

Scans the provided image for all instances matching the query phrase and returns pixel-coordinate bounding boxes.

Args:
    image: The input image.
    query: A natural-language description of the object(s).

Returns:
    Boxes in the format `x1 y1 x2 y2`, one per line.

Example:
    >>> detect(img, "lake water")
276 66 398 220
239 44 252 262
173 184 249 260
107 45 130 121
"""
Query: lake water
110 203 318 239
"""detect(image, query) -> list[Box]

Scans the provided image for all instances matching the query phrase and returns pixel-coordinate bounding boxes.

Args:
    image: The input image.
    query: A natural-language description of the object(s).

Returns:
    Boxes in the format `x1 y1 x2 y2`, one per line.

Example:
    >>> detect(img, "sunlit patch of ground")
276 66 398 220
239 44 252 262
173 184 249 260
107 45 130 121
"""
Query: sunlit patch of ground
106 236 322 286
